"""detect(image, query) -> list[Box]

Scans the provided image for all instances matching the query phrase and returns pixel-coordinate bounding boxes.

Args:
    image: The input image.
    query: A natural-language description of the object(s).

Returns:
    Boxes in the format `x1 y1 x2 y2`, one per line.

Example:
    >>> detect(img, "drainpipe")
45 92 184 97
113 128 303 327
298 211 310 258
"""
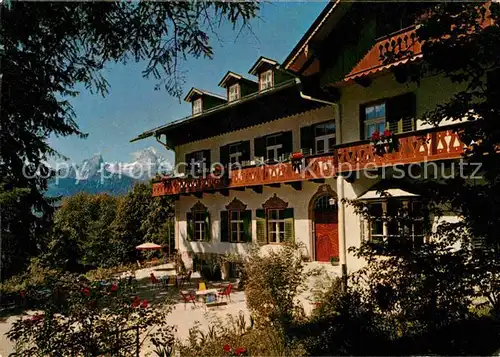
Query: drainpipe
297 80 348 291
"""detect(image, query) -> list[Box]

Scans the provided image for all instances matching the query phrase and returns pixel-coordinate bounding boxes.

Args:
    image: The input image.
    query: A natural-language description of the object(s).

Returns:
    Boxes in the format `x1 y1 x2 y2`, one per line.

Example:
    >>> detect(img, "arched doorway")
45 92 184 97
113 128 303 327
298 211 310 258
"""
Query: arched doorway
310 186 339 262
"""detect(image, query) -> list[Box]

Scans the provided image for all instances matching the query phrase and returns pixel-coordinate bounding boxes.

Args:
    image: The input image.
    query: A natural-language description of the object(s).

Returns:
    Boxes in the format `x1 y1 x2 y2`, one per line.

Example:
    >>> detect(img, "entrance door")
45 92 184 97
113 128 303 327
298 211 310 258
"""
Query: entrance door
314 196 339 262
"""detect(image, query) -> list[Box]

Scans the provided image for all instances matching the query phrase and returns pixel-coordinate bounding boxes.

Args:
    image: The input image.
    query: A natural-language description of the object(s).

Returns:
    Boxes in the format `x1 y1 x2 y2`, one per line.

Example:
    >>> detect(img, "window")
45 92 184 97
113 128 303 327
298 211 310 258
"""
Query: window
364 199 425 249
194 211 206 241
361 93 416 139
187 202 210 242
260 70 273 90
192 98 202 115
314 121 336 154
267 209 285 243
256 195 294 245
230 210 245 242
364 103 386 139
229 143 242 167
186 150 209 176
221 198 251 243
228 84 240 102
266 134 282 162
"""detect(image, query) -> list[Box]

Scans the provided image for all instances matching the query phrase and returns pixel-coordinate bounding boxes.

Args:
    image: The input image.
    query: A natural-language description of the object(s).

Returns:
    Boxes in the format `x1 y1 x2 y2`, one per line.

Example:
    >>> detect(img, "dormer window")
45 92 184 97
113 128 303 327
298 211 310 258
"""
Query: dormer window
259 70 273 90
228 84 240 102
192 98 202 115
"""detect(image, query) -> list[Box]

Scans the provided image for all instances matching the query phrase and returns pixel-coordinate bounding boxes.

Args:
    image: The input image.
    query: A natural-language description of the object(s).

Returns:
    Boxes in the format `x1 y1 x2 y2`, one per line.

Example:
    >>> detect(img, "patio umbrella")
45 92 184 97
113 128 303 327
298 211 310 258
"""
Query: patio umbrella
135 242 163 250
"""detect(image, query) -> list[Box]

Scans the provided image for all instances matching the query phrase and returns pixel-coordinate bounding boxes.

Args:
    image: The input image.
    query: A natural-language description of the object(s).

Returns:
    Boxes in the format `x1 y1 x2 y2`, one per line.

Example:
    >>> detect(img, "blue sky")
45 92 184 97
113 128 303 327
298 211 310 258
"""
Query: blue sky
48 2 327 166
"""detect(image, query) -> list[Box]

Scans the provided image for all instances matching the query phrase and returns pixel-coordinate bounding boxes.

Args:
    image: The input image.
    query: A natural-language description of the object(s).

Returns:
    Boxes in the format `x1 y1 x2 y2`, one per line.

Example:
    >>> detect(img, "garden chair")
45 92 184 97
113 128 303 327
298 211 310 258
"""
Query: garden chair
149 273 161 288
180 290 197 310
218 283 233 303
179 271 192 288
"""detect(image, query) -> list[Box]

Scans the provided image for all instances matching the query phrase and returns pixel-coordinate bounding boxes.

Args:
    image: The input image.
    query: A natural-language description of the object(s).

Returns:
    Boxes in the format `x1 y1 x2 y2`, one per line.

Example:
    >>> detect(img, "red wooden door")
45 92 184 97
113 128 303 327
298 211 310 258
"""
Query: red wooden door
314 210 339 262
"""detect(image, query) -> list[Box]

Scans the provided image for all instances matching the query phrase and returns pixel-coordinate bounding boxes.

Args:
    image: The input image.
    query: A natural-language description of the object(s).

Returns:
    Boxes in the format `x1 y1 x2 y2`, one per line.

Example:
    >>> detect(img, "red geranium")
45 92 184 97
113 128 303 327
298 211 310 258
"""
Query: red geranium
234 347 247 356
81 287 90 296
140 299 149 308
131 296 140 308
20 291 25 298
223 344 231 353
371 130 381 141
110 283 118 292
291 152 304 160
383 129 393 138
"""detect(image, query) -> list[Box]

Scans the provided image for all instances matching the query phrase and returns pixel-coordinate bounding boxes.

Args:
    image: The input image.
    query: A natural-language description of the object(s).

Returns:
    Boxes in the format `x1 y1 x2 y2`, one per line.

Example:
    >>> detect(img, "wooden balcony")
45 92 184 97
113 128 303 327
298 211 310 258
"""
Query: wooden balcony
152 126 464 197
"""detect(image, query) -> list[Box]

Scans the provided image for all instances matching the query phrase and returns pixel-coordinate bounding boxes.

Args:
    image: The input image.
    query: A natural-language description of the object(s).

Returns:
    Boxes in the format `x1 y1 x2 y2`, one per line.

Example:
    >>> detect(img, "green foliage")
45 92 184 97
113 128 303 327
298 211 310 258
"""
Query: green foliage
243 243 309 340
42 183 175 272
6 272 175 356
0 0 259 281
176 312 305 357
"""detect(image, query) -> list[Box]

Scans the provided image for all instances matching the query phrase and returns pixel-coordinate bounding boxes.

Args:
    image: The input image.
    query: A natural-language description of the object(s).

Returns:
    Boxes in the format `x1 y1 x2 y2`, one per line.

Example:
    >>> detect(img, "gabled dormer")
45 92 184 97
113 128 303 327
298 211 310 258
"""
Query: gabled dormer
218 71 258 102
184 88 226 115
249 57 279 91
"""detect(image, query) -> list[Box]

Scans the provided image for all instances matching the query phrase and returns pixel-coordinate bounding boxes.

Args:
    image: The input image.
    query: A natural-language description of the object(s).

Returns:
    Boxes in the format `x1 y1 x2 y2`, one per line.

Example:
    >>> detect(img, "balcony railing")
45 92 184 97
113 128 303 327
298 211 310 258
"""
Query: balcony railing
152 126 464 197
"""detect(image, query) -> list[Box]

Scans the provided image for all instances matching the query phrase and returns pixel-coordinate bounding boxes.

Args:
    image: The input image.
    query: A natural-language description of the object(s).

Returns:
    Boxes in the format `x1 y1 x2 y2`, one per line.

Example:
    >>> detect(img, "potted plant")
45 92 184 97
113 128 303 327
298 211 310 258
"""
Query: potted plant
290 152 304 172
330 256 340 265
370 129 395 155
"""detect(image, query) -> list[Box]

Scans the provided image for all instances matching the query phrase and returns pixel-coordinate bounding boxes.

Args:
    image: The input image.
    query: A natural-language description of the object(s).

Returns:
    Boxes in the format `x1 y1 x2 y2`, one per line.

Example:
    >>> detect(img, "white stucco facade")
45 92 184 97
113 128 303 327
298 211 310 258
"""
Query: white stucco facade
167 72 463 274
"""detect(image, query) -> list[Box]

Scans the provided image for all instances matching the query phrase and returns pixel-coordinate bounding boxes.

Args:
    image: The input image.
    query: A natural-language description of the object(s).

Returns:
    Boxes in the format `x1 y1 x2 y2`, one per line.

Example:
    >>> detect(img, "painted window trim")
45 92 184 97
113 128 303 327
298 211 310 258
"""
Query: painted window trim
192 98 203 115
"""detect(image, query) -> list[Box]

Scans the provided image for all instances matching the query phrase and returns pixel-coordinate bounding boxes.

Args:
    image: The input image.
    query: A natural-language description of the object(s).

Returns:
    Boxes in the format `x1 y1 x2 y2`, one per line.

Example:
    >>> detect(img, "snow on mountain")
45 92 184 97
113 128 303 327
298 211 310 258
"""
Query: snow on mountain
107 147 172 180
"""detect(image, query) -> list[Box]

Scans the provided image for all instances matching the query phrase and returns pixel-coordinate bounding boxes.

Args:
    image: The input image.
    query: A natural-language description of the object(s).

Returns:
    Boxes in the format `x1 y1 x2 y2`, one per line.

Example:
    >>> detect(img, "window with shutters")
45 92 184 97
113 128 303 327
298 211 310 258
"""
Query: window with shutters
187 201 210 242
228 84 240 102
221 198 251 243
194 212 206 241
230 210 245 242
314 121 336 154
361 93 416 139
266 134 282 162
363 103 386 139
256 194 294 244
259 70 274 90
193 98 202 115
187 150 209 175
229 143 242 166
267 209 285 243
363 198 425 250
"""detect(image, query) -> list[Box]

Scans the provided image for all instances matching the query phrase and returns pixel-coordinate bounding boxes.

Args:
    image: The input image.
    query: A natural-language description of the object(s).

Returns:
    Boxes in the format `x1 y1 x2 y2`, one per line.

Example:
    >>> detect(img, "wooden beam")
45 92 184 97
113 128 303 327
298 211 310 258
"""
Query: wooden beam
311 178 325 184
266 183 281 188
285 181 302 191
205 190 216 195
232 187 245 191
220 189 229 197
194 192 203 199
251 186 263 194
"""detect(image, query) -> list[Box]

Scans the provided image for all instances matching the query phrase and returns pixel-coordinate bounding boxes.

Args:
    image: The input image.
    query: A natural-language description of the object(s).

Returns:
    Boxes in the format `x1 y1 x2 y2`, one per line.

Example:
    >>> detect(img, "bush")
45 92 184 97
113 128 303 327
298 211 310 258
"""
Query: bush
6 272 174 356
176 312 305 357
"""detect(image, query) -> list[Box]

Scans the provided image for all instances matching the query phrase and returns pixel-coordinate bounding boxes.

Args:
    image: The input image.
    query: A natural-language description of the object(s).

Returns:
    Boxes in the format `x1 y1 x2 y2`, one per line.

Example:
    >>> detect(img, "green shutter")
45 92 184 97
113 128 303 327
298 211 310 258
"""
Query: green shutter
254 137 265 159
240 140 251 162
203 149 211 169
284 208 294 242
242 210 252 243
186 212 193 241
220 145 229 168
281 131 293 158
300 125 314 154
387 92 416 134
204 212 211 242
220 211 229 242
256 209 267 245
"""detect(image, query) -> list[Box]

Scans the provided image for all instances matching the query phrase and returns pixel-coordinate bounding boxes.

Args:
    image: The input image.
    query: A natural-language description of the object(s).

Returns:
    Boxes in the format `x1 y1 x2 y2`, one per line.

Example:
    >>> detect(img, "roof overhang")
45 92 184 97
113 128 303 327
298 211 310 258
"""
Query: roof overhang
218 71 242 88
183 87 226 102
248 56 278 76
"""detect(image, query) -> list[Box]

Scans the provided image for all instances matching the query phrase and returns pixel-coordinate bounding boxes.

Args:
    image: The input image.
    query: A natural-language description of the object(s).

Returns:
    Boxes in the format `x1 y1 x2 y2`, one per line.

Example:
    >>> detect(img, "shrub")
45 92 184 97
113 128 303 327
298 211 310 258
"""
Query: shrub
6 272 174 356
